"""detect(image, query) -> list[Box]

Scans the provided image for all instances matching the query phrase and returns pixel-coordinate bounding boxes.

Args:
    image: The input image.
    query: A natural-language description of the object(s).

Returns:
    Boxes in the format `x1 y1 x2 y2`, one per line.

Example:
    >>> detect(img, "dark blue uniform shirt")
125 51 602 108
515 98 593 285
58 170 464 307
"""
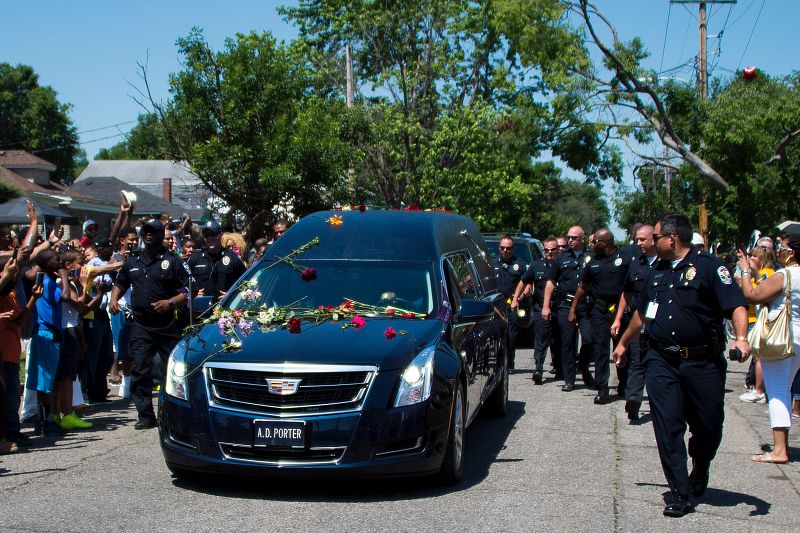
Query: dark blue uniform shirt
623 254 658 311
521 259 550 306
187 248 247 299
635 247 746 347
493 255 526 298
581 248 631 303
115 246 190 330
548 249 593 296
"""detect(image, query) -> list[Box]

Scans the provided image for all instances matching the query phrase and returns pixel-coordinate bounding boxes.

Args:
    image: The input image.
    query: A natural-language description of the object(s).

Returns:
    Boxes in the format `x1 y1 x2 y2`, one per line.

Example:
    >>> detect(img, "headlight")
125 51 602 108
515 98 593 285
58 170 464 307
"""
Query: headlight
165 339 190 401
394 346 435 407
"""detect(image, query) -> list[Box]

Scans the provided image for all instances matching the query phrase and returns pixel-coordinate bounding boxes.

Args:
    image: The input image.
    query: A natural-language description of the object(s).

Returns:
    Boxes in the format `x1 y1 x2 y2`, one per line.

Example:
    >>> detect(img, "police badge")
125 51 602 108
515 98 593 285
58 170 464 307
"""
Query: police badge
584 255 592 264
614 257 622 267
686 266 697 281
513 264 519 271
161 259 170 270
222 256 231 266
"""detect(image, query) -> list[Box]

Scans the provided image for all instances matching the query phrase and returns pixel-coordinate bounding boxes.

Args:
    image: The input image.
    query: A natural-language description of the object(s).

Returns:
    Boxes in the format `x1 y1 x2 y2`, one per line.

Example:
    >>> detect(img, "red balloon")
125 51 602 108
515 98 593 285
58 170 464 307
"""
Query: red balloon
743 67 758 80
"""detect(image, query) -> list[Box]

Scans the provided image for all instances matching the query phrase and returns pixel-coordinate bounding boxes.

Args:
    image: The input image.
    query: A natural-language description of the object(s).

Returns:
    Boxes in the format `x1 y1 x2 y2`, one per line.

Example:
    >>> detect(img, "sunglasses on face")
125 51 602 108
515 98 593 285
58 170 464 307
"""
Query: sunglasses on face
544 247 558 252
499 246 513 250
591 238 608 244
567 235 583 240
652 233 672 242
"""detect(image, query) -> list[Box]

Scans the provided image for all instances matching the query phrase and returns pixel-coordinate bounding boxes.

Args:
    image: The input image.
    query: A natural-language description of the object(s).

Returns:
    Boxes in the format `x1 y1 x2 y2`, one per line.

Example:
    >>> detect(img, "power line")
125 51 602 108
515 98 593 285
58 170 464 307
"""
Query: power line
728 0 758 29
30 132 128 154
76 120 138 135
738 0 766 69
659 2 673 73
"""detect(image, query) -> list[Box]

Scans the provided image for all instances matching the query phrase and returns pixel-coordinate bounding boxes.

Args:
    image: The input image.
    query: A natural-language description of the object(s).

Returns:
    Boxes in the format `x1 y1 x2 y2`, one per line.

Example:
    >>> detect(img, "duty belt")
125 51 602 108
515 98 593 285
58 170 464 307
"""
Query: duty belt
649 339 715 360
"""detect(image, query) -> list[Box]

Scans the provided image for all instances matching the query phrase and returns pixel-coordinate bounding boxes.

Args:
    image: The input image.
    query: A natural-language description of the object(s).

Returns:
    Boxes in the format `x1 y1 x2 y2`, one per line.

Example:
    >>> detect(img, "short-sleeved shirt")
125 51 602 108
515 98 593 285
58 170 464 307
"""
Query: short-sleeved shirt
581 249 631 302
493 255 526 298
187 248 247 299
35 274 62 334
548 249 593 296
623 254 658 311
115 247 189 331
636 246 746 347
521 259 551 306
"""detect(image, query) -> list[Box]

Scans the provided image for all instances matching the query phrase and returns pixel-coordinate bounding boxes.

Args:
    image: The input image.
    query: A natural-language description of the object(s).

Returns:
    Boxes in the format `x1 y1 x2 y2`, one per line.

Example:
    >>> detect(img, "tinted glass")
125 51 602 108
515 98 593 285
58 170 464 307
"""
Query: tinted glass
226 260 436 315
484 238 533 264
445 254 480 299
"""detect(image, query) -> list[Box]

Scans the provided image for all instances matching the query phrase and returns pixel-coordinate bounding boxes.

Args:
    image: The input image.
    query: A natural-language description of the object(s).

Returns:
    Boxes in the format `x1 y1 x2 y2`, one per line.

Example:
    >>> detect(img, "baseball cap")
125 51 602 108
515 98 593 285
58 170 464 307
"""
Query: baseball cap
202 220 223 236
141 218 165 232
83 219 98 231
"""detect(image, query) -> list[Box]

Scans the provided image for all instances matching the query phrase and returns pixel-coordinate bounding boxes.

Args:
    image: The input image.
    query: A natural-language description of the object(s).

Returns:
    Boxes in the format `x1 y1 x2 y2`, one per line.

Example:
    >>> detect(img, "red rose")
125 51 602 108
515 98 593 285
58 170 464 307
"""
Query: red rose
384 327 397 340
402 312 416 319
288 317 302 334
351 315 366 330
301 267 317 282
386 308 395 315
342 300 354 309
359 204 366 212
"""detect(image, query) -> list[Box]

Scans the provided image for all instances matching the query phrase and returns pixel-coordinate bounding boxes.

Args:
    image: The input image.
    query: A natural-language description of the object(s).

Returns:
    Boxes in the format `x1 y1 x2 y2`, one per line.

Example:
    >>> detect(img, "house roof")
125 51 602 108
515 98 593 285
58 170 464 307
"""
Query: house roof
0 166 95 200
67 176 203 219
75 160 201 185
0 150 58 171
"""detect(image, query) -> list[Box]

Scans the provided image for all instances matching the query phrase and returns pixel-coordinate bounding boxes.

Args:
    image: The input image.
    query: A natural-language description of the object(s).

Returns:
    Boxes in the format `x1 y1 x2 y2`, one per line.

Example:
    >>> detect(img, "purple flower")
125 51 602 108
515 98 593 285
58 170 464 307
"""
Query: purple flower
218 317 235 335
239 320 253 337
301 267 317 282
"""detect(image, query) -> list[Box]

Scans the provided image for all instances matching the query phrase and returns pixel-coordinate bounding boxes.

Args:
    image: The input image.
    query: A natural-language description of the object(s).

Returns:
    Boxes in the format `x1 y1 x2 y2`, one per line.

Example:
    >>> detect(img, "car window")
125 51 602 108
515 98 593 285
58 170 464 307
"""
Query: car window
444 253 480 300
484 239 533 264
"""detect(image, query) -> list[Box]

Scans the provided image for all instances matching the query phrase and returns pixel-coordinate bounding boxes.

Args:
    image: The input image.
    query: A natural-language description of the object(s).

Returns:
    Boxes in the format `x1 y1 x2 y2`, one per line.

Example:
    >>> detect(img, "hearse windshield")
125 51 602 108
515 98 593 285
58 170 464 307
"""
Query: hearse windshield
226 260 437 316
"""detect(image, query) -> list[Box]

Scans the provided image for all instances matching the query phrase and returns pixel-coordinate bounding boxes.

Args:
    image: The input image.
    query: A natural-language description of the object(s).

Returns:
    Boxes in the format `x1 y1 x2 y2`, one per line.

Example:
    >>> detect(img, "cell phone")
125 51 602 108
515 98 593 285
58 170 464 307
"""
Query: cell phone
728 347 742 361
11 247 18 261
34 271 45 287
53 216 61 235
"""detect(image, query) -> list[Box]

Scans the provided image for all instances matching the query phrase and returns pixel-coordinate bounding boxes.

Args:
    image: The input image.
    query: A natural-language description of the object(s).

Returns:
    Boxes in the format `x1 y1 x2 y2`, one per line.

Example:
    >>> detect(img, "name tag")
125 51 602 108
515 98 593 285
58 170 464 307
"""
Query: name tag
645 302 659 320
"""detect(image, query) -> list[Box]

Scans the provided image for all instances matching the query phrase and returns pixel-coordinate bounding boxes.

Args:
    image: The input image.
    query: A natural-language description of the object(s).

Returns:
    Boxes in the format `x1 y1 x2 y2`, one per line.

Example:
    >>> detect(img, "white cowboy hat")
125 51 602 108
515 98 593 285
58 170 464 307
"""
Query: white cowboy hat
120 190 138 207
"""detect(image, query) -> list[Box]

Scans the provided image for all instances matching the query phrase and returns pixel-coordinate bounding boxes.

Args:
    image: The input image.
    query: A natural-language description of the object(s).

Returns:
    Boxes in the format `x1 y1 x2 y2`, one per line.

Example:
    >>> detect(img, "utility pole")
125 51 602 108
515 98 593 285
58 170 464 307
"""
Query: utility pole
670 0 735 247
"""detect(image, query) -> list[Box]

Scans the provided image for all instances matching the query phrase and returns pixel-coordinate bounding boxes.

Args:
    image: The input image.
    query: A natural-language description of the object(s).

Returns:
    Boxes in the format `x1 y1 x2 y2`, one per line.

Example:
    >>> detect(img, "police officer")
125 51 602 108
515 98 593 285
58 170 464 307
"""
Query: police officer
569 228 630 404
611 224 658 422
512 238 557 384
109 219 190 430
612 214 750 517
188 221 247 301
542 226 594 391
493 236 526 371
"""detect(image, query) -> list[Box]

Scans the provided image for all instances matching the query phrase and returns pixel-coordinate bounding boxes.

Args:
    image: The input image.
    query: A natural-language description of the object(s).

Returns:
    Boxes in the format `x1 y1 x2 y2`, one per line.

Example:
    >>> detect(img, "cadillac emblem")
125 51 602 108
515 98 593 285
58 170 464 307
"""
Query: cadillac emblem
266 378 302 395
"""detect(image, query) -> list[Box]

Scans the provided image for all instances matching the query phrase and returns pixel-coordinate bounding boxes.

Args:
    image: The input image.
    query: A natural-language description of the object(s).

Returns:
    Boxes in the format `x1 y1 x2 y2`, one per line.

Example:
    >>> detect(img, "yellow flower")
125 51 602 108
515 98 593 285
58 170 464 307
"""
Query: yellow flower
327 215 344 226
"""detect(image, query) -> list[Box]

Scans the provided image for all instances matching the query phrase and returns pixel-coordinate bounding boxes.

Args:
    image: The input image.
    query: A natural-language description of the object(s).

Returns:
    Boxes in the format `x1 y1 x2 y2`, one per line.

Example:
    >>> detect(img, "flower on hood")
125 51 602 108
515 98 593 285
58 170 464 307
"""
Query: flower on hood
288 317 302 334
401 312 416 319
384 327 397 340
327 215 343 226
301 267 317 282
351 315 366 330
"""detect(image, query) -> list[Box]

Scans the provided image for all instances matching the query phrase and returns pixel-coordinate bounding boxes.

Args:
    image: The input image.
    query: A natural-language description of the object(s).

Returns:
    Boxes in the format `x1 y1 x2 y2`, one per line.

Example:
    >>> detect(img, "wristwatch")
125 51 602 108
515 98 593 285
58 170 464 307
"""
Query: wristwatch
740 269 752 276
168 298 175 309
736 336 748 342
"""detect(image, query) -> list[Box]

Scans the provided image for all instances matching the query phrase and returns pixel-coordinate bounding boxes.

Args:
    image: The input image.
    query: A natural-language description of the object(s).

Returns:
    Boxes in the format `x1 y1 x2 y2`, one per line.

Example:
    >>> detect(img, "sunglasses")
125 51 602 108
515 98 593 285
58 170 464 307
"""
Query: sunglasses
544 247 558 252
499 246 513 250
591 238 608 244
567 235 583 240
652 233 674 242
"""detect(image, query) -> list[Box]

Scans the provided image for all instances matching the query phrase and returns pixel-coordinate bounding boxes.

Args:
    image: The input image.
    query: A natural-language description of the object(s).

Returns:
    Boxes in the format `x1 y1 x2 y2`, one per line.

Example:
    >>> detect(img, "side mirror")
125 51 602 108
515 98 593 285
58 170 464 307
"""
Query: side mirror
457 298 492 321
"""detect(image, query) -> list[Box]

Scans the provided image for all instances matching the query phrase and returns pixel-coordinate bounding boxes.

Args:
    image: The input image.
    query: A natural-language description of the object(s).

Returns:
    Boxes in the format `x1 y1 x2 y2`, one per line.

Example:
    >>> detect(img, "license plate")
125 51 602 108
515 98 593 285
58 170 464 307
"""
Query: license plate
253 419 306 448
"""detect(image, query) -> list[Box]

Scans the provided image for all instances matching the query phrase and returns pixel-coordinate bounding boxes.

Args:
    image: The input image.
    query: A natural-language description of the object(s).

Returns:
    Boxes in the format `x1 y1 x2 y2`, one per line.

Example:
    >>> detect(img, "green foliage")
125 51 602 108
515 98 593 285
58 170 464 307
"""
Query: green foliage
532 173 609 237
613 170 700 235
152 29 361 230
0 63 79 182
0 180 20 204
95 114 166 160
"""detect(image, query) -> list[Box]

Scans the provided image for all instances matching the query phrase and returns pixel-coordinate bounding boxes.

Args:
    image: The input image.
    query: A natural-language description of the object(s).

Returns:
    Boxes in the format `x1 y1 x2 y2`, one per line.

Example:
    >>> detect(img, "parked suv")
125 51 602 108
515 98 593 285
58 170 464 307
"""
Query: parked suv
482 233 544 333
160 210 509 484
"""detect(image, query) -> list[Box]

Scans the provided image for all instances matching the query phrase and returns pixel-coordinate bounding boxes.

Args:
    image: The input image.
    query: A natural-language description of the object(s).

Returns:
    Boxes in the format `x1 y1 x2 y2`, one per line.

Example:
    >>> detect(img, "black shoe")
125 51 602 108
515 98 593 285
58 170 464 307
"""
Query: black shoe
581 370 595 388
593 392 611 405
43 420 68 436
532 372 543 385
548 367 557 375
625 399 641 421
134 417 157 430
689 460 710 497
7 432 32 446
561 383 574 392
663 492 694 517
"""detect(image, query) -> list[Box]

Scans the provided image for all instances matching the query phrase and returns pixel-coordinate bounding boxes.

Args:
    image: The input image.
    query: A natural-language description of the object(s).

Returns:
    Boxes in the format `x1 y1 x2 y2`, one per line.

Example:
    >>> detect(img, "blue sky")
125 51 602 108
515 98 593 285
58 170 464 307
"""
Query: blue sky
3 1 797 230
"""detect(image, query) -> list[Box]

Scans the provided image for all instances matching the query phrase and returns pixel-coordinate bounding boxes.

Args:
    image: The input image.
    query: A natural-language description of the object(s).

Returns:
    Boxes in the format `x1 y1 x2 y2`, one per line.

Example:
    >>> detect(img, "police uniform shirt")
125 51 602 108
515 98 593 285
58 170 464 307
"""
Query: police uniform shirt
623 254 658 311
521 259 550 306
493 255 526 298
581 249 631 303
187 248 247 298
547 249 593 296
635 247 746 347
115 247 189 328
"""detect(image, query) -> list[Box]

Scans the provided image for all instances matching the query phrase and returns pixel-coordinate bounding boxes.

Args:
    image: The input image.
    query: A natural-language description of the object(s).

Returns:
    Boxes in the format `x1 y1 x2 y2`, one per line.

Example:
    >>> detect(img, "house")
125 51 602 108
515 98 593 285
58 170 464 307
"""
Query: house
75 160 209 215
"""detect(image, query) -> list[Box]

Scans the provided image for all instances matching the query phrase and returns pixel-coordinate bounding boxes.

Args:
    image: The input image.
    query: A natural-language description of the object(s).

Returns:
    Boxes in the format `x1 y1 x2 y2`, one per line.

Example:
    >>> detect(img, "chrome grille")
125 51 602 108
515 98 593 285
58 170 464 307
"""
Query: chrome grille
204 362 377 417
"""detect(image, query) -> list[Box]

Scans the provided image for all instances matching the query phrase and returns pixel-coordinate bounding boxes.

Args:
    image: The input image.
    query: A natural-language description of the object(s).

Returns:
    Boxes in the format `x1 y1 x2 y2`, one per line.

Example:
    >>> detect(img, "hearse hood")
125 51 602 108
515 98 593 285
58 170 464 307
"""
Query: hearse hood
184 318 445 372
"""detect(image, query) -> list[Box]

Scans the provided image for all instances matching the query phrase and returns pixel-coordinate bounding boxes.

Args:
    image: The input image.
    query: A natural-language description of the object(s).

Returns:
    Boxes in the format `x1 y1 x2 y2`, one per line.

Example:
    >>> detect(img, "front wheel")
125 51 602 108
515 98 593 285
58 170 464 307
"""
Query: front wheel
438 381 466 485
484 347 509 418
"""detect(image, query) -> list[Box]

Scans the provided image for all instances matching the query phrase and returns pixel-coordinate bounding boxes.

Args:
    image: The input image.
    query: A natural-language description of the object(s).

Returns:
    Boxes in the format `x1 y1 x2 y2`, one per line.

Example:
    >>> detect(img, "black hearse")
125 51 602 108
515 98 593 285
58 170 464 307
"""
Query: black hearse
159 209 509 483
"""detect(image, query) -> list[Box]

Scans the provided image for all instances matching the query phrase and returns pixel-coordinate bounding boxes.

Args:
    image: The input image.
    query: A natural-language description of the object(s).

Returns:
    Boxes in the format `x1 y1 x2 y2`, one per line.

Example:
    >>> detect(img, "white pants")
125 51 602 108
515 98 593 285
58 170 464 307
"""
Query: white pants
762 353 800 428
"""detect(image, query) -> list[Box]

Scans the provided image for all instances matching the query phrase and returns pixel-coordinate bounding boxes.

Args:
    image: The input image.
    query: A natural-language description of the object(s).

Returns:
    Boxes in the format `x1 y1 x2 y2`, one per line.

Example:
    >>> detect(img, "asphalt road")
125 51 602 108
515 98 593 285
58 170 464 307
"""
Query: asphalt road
1 348 799 532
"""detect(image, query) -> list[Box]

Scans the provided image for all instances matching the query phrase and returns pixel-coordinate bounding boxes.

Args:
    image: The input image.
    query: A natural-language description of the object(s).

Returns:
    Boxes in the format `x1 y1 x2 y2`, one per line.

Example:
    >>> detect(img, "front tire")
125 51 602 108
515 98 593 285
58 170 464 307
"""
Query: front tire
438 381 466 485
484 346 509 418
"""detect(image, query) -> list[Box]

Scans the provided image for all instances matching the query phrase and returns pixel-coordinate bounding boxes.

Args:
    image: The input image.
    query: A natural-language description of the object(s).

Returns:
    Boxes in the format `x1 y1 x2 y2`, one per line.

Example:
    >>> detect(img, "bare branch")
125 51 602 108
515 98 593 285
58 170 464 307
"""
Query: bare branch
766 127 800 165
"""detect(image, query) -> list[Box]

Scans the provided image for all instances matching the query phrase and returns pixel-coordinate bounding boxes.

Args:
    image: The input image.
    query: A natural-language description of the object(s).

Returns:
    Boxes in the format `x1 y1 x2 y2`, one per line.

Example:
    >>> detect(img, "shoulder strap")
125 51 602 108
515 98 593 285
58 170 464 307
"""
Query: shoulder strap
785 269 792 304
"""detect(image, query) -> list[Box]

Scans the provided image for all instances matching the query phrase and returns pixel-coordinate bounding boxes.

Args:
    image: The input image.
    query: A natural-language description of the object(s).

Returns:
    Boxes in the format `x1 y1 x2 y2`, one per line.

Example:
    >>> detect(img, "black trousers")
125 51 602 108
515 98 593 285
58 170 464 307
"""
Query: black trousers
590 305 619 392
557 302 593 386
532 303 551 374
506 307 519 369
644 349 726 497
81 316 114 402
621 312 645 402
129 323 181 421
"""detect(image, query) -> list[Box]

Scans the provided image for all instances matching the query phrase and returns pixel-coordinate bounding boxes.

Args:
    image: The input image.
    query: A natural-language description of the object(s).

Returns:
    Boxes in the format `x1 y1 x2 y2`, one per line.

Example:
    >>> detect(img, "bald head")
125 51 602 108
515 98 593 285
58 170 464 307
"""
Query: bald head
590 228 614 254
635 224 656 256
566 226 585 252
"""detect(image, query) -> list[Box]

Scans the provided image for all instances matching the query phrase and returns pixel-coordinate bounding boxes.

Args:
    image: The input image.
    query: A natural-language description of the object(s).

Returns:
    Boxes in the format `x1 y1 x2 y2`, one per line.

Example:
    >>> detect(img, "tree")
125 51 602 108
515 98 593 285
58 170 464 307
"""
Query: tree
140 29 362 233
281 0 621 227
0 181 20 204
95 114 166 160
0 63 80 182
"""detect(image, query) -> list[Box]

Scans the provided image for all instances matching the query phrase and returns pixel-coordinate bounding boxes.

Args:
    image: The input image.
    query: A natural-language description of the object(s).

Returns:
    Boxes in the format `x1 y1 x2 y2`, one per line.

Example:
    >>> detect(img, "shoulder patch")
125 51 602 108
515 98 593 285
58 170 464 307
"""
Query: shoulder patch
717 266 732 285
